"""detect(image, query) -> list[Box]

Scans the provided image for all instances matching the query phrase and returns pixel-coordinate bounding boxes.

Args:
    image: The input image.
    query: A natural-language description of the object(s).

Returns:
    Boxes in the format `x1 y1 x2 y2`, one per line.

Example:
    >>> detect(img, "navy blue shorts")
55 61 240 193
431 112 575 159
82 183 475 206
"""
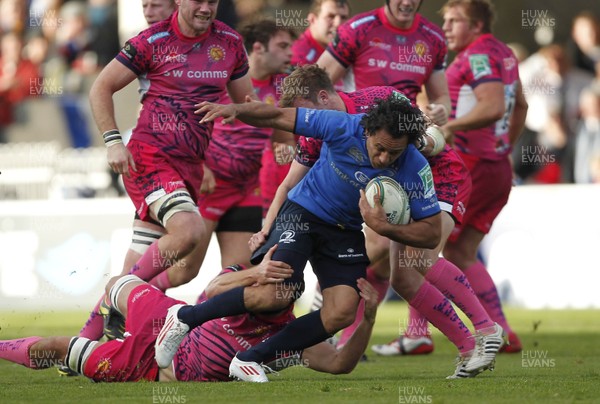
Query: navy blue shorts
251 200 369 294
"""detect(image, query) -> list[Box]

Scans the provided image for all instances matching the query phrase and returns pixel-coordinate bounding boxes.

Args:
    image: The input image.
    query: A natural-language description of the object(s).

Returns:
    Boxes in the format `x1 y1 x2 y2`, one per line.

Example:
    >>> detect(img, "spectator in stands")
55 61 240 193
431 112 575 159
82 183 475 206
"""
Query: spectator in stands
574 81 600 184
89 0 121 68
53 1 97 148
0 32 41 142
519 44 593 183
568 11 600 77
0 0 26 34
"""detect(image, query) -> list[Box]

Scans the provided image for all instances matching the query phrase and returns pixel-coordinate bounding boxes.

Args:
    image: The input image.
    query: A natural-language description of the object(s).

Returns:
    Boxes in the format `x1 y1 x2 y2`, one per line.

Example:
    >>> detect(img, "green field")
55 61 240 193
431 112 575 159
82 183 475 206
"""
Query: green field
1 303 599 404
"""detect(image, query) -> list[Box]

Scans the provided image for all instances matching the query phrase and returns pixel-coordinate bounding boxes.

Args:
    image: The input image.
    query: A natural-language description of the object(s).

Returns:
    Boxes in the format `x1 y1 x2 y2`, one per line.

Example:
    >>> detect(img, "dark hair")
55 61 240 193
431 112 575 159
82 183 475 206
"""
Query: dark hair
279 64 335 107
441 0 495 33
309 0 350 16
360 94 427 144
239 19 297 54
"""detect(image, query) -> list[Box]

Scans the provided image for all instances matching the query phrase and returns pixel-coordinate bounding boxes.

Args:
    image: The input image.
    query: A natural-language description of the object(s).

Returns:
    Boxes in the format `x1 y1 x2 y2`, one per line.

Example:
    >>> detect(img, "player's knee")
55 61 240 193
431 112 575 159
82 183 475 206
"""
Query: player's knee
167 216 206 257
390 275 419 297
443 243 470 268
150 188 202 255
105 276 120 295
322 304 356 333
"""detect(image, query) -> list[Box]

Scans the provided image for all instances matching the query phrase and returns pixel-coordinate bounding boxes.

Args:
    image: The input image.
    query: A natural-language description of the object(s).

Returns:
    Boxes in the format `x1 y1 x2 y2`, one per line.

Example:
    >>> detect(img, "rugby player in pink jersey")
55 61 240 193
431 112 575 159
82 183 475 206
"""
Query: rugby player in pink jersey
0 246 381 383
291 0 350 67
439 0 528 354
262 0 351 218
60 2 181 377
196 19 295 268
252 65 502 378
142 0 176 25
85 0 255 339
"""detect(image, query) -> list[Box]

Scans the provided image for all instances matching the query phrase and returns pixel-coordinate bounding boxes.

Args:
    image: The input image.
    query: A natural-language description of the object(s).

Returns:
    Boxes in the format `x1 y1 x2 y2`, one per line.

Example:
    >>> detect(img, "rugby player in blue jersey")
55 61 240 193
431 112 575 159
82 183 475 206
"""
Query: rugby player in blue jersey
154 94 442 382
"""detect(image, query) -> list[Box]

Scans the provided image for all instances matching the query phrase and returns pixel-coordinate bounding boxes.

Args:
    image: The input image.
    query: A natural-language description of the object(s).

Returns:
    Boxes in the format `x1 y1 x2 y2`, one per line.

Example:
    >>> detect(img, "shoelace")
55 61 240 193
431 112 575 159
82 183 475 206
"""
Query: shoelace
261 363 280 376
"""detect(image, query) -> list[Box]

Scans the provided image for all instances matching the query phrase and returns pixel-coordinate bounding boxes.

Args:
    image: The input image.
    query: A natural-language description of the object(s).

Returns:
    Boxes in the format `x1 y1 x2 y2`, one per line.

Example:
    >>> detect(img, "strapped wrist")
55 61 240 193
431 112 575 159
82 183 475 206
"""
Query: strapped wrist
103 129 123 147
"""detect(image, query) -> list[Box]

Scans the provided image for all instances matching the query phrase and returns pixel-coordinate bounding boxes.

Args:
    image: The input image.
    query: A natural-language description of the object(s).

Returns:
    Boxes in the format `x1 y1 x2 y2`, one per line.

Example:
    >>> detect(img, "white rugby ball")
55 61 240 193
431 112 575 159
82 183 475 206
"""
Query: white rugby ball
364 176 411 225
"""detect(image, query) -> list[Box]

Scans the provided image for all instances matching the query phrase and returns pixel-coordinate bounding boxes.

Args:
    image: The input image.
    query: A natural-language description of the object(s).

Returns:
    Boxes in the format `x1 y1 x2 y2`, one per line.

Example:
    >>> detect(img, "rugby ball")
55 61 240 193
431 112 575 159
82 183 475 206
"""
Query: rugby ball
364 176 411 225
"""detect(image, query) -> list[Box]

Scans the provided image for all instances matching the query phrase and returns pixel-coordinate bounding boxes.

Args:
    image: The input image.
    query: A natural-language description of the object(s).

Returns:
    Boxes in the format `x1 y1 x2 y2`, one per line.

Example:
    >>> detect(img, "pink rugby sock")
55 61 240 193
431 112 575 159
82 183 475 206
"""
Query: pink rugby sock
149 270 172 292
426 258 493 330
128 242 172 280
0 337 43 368
337 267 389 347
409 281 474 354
405 305 430 337
462 260 512 333
78 297 104 340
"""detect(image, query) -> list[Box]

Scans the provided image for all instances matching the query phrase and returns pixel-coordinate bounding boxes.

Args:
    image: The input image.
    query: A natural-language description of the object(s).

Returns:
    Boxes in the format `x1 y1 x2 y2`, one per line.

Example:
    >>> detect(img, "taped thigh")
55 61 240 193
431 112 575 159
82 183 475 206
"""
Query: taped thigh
108 274 142 315
129 226 165 255
66 337 98 375
149 188 199 227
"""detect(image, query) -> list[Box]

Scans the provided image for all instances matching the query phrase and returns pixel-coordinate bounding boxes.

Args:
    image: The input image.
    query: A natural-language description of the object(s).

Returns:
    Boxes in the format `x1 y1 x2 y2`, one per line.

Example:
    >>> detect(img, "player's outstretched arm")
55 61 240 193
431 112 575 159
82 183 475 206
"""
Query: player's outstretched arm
196 97 297 132
204 245 293 298
359 190 441 249
300 278 378 374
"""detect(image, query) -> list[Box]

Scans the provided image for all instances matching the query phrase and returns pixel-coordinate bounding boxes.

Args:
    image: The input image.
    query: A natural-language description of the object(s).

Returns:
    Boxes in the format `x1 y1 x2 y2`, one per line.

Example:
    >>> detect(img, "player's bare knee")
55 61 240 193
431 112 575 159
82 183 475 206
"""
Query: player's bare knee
166 216 205 258
321 305 356 333
150 188 202 254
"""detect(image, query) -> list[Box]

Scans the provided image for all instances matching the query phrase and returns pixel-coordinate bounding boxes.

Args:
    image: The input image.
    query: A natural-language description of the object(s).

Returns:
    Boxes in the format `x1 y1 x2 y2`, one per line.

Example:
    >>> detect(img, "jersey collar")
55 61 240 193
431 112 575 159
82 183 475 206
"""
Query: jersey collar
379 7 422 35
463 33 494 52
338 91 356 114
171 10 212 42
305 29 326 53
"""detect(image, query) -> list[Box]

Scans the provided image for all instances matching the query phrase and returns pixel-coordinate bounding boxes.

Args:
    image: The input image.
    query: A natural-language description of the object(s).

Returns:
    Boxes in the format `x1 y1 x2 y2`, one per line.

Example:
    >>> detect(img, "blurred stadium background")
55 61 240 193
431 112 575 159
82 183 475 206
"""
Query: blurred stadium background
0 0 599 311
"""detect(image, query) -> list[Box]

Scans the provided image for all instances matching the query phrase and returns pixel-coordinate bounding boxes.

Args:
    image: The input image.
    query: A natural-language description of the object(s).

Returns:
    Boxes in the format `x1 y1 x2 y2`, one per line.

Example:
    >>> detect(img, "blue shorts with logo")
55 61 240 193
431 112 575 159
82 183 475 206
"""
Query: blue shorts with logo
251 199 369 294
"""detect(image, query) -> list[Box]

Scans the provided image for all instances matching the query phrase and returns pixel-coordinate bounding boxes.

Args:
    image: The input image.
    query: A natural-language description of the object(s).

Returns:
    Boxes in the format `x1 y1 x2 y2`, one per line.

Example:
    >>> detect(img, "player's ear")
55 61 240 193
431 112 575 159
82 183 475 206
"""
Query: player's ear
252 41 265 55
318 89 329 105
471 19 484 34
307 12 317 25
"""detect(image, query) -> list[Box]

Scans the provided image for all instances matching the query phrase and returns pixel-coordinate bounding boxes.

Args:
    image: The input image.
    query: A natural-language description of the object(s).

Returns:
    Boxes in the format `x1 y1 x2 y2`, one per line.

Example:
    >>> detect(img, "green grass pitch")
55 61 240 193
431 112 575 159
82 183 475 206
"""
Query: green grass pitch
1 303 599 404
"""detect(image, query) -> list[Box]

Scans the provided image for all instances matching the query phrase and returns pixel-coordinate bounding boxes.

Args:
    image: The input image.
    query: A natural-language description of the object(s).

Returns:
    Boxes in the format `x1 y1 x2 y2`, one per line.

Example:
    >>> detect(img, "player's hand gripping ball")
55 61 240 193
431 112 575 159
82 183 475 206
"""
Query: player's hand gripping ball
364 176 411 225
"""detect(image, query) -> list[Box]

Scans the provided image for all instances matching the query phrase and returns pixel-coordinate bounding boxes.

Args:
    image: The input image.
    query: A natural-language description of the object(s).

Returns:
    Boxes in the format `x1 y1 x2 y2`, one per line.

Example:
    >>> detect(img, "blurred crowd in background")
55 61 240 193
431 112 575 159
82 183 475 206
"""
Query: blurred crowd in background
0 0 599 199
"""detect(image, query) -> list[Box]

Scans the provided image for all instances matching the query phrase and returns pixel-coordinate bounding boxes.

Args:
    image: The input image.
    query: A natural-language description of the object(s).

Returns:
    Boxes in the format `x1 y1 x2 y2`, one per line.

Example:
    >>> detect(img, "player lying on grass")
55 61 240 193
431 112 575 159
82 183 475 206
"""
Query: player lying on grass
0 246 380 382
